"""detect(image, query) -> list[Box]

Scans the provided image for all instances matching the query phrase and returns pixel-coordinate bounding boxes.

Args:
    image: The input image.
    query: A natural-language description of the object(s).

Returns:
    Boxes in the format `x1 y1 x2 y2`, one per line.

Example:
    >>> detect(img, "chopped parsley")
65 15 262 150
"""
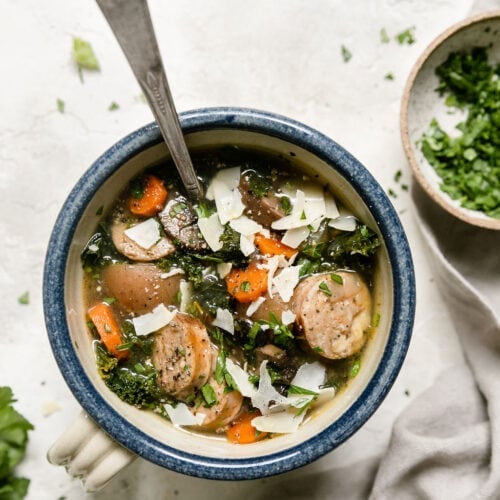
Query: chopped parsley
17 292 29 305
72 37 100 80
395 27 416 45
330 273 344 285
419 47 500 218
318 281 332 296
380 28 390 44
201 383 217 407
108 101 120 111
341 45 352 63
57 98 65 113
384 72 395 80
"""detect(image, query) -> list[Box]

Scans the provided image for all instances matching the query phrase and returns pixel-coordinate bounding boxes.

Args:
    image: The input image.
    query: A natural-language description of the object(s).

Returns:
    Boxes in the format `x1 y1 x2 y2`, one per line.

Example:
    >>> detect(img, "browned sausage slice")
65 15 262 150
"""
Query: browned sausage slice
101 263 182 314
110 211 175 261
191 378 243 432
239 172 286 227
293 271 371 359
152 314 214 400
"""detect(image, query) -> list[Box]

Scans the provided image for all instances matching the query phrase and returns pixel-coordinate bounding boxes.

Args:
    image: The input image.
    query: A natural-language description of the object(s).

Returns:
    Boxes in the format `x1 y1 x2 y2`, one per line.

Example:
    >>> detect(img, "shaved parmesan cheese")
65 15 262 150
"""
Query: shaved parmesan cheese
325 192 340 220
246 296 266 316
179 280 193 313
229 215 262 236
271 266 300 303
132 304 176 336
124 218 160 249
209 167 245 224
281 309 296 325
217 262 232 278
251 409 306 434
225 359 257 398
165 402 206 426
251 361 289 415
271 190 305 230
314 387 336 407
197 213 224 251
329 215 357 232
212 307 234 334
239 234 255 256
281 226 310 248
160 268 184 279
290 362 326 393
302 184 326 222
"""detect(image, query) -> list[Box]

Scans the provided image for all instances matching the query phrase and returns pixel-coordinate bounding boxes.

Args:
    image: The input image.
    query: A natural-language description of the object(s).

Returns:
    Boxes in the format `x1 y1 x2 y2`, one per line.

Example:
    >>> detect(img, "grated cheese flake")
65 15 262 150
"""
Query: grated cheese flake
290 362 326 393
212 307 235 334
251 361 289 415
197 213 224 251
246 296 266 317
132 304 176 336
209 167 245 224
164 402 206 426
225 359 257 398
251 409 306 434
124 218 161 249
271 265 301 303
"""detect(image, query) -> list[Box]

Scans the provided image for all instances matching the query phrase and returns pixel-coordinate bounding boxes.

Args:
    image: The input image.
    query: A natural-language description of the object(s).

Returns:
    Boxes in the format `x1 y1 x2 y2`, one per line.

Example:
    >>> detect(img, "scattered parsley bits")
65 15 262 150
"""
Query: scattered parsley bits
17 292 29 305
318 281 332 296
380 28 390 44
72 37 100 80
395 27 416 45
330 273 343 285
57 98 65 113
201 383 217 407
349 358 361 378
108 101 120 111
384 72 395 81
419 47 500 218
341 45 352 63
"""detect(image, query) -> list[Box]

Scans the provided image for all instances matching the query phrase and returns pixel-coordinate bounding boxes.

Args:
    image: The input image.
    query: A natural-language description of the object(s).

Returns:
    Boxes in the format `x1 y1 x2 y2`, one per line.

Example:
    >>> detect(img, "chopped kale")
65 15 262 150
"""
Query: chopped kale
81 224 122 272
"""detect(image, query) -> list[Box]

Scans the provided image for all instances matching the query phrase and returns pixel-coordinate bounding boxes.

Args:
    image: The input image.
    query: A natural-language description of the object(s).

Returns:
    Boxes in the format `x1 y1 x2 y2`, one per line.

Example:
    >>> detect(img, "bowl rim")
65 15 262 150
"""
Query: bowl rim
43 107 415 480
400 10 500 230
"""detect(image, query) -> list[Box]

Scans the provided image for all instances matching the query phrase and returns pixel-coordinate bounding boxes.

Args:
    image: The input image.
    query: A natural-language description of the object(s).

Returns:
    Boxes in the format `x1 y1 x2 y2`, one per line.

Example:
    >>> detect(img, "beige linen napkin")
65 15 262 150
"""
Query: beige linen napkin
369 185 500 500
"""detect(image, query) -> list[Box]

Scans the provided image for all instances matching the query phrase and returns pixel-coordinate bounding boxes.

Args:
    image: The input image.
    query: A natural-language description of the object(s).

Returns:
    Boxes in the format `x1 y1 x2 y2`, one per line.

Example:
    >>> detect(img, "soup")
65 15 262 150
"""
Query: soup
81 146 380 443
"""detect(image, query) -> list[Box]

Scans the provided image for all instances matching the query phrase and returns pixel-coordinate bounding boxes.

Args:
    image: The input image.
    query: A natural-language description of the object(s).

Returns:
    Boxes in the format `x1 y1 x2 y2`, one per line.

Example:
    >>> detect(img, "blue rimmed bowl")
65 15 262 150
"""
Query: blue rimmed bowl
43 107 415 490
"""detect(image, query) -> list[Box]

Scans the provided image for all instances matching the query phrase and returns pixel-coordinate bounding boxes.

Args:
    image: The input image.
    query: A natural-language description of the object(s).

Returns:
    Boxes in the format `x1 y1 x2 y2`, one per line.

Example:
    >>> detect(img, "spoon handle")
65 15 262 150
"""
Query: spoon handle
96 0 203 200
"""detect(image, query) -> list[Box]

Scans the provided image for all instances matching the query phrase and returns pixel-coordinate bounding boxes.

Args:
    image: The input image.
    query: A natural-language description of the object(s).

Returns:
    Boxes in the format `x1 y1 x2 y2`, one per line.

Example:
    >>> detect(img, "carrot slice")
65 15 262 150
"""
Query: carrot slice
225 265 268 303
254 233 297 259
128 174 167 216
88 302 128 359
226 412 268 444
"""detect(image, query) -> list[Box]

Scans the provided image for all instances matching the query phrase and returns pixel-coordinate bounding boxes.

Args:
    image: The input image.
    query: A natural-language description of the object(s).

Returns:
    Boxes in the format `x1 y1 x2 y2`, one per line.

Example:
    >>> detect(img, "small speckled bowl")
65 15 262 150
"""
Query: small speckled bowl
401 10 500 230
43 108 415 491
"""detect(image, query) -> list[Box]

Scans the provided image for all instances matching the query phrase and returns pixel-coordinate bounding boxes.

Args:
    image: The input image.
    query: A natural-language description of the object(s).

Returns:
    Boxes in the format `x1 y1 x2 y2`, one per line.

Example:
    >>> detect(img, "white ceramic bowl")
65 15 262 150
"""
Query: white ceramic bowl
401 10 500 230
44 107 415 491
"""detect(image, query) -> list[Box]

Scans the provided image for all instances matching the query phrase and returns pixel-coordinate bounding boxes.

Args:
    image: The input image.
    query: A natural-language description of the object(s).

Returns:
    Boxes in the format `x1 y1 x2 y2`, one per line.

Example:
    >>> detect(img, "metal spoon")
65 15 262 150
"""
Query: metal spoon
96 0 204 201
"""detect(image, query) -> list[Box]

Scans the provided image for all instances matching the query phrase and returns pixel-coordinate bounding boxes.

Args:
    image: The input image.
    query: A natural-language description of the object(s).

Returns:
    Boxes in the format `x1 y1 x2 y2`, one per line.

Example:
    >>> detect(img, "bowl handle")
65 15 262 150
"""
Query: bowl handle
47 411 136 492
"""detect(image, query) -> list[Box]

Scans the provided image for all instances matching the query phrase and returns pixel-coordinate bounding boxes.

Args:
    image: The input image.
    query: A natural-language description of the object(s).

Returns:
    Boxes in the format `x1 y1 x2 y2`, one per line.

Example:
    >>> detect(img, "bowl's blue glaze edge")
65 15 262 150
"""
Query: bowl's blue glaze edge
43 107 416 481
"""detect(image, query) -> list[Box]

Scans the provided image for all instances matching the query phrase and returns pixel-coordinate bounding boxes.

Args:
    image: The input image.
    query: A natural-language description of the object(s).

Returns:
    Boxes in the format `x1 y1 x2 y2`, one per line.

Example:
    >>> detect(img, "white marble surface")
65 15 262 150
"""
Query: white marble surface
1 1 497 498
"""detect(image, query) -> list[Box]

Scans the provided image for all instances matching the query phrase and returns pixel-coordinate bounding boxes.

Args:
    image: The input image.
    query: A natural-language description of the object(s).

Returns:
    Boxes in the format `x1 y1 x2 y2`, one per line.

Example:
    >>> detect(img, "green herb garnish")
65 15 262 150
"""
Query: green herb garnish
72 37 100 80
384 72 394 81
380 28 390 43
318 281 332 296
330 273 343 285
419 47 500 218
57 98 65 113
17 292 29 305
341 45 352 63
201 383 217 407
108 101 119 111
0 387 34 499
395 27 415 45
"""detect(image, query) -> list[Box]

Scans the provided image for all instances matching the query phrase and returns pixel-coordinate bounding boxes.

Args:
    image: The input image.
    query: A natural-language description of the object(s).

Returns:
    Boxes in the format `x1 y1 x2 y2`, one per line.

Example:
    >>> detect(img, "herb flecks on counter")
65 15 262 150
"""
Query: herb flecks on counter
341 45 352 63
0 387 34 499
420 47 500 219
72 37 100 81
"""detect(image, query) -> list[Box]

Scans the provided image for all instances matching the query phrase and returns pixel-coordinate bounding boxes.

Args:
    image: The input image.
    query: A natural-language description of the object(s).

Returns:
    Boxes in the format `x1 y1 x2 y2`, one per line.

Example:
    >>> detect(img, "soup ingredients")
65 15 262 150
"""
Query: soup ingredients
83 146 381 441
293 271 371 359
420 46 500 219
225 264 269 303
226 412 268 444
152 313 214 399
88 302 129 359
101 263 182 314
0 387 33 499
128 174 168 216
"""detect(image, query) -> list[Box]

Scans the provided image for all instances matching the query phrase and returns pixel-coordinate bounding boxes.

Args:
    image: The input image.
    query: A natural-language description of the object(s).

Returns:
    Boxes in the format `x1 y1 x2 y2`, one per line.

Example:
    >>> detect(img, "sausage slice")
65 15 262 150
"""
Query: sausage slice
152 314 214 400
293 271 371 359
